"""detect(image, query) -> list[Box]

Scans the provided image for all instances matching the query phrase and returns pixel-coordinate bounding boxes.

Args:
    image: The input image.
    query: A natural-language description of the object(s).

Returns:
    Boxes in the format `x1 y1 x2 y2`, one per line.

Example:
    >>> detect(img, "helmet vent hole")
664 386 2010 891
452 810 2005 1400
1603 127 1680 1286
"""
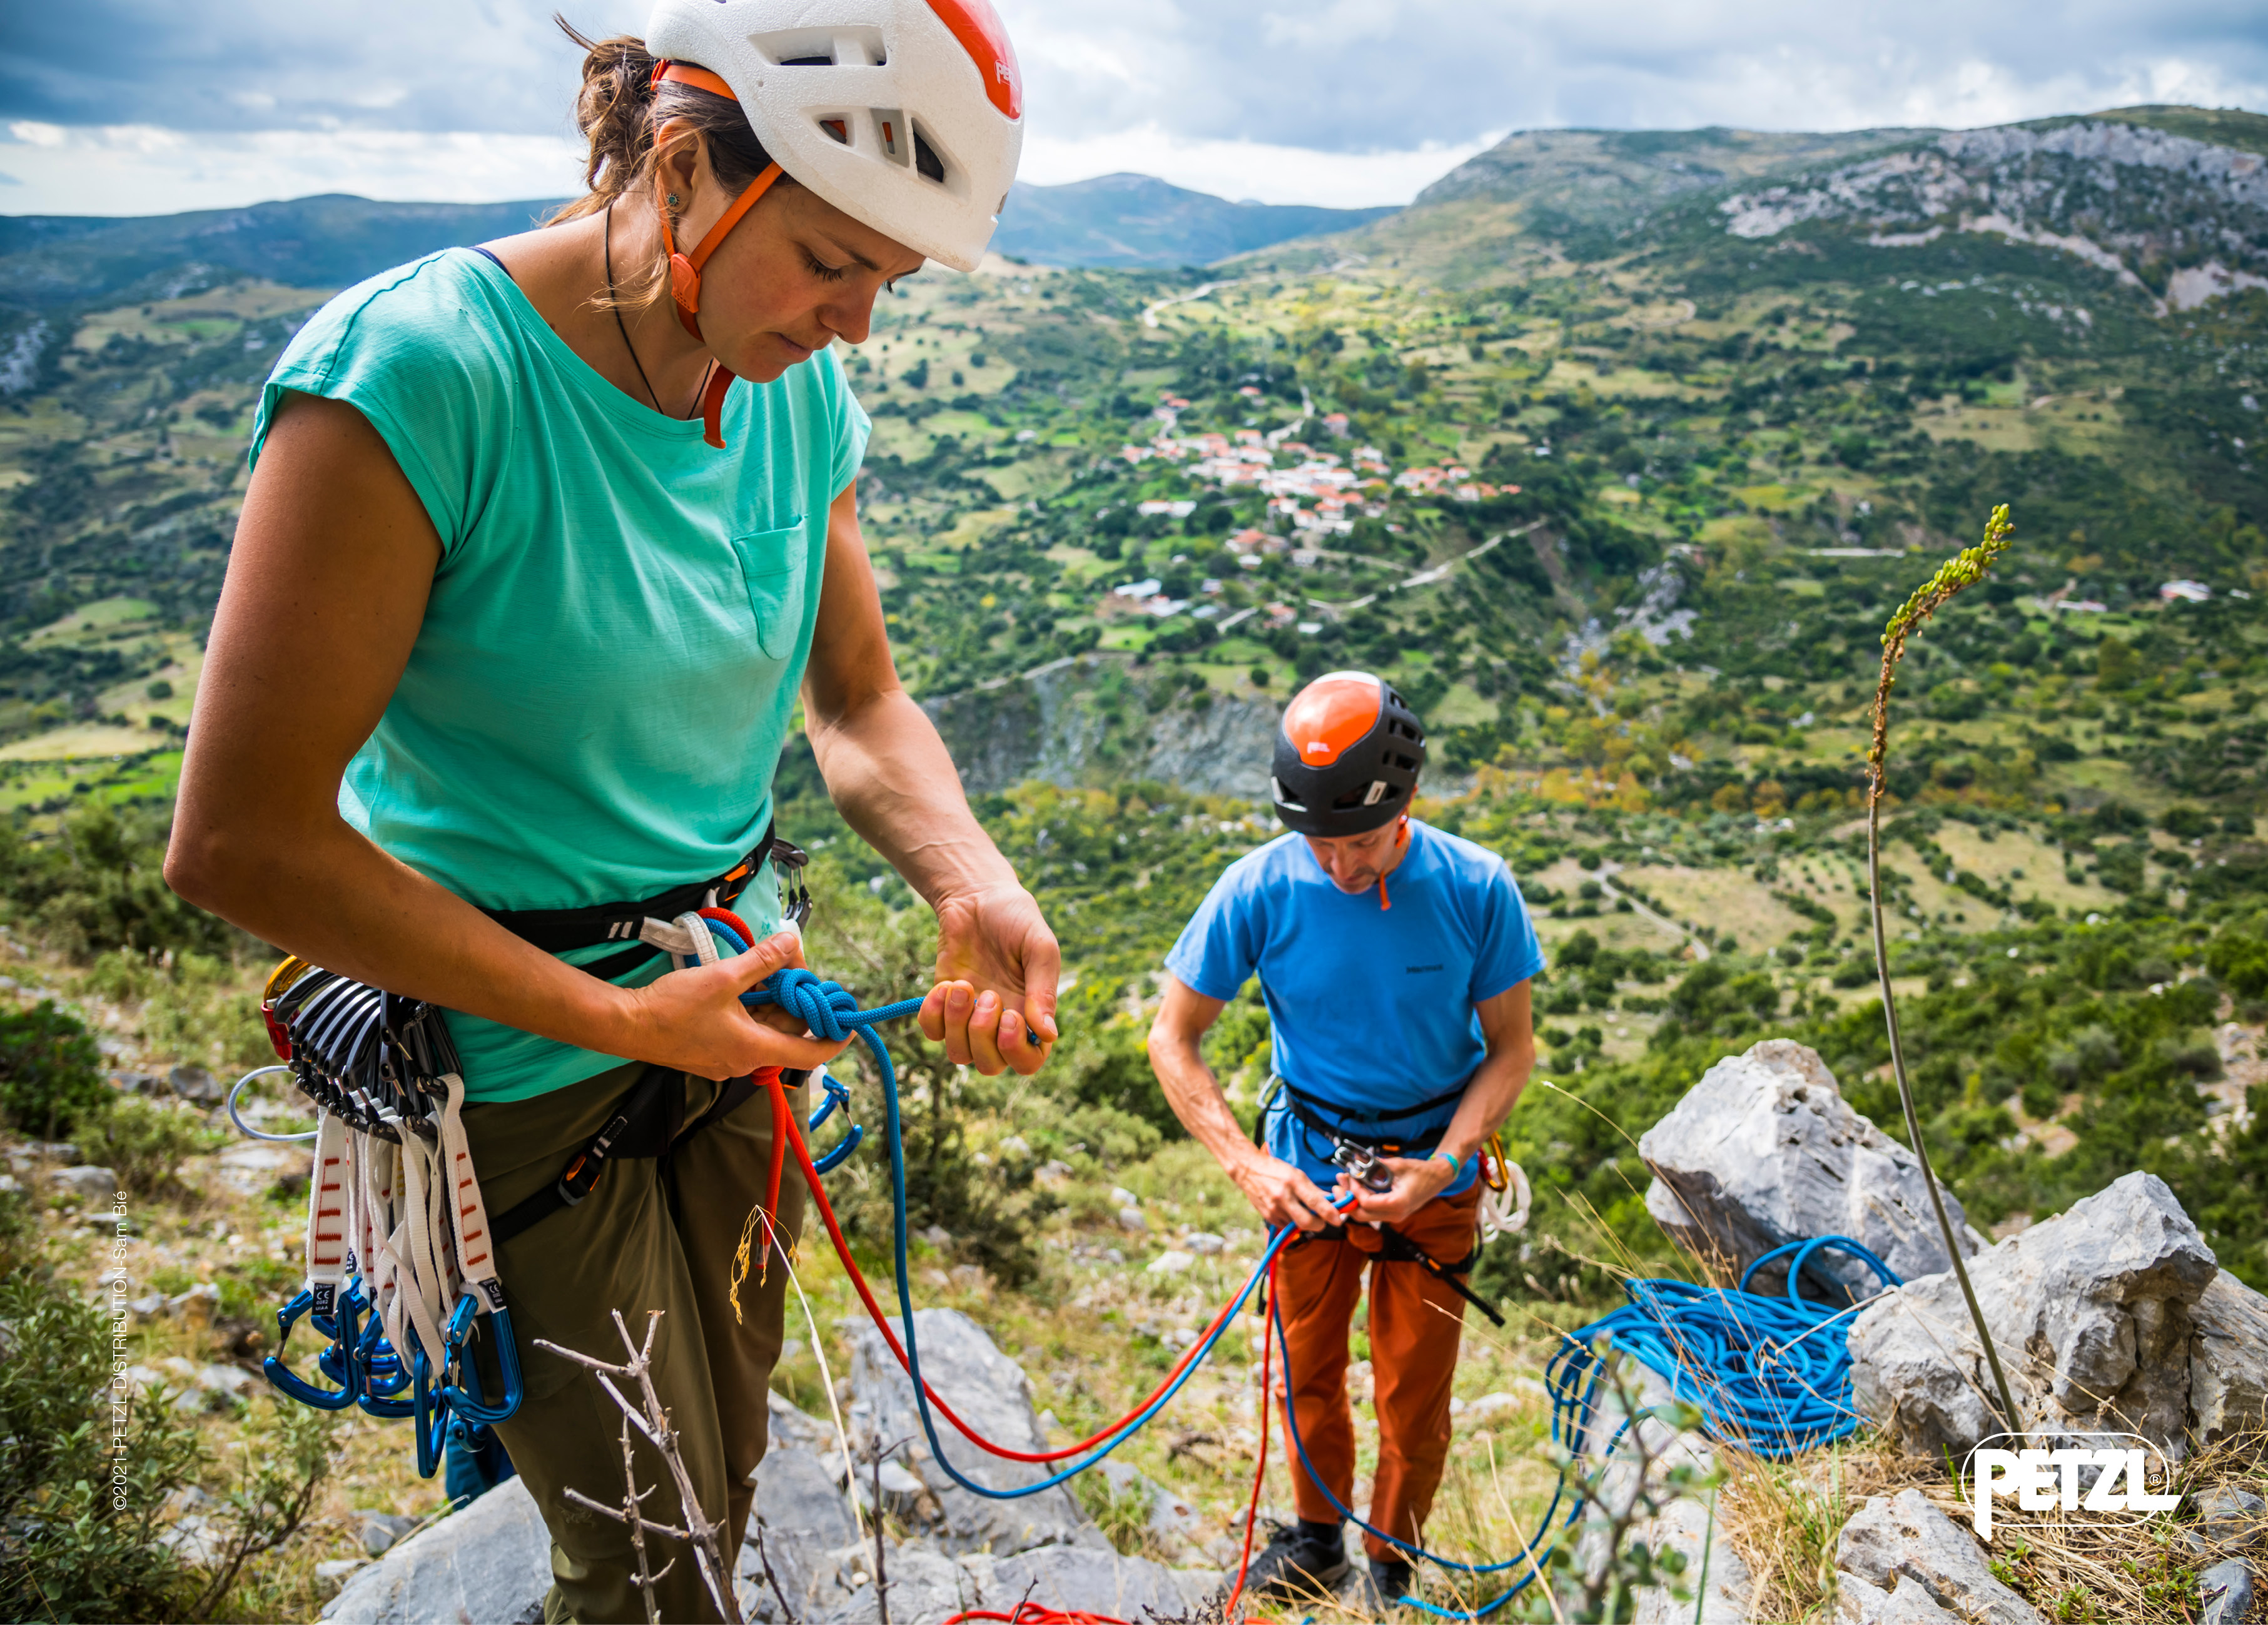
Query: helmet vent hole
913 125 946 184
819 118 850 144
781 54 834 67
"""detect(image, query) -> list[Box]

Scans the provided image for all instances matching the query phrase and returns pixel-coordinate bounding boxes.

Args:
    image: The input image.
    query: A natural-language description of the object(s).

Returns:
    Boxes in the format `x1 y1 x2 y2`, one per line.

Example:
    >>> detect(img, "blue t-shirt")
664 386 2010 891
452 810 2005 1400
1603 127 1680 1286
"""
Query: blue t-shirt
250 249 870 1101
1164 821 1544 1197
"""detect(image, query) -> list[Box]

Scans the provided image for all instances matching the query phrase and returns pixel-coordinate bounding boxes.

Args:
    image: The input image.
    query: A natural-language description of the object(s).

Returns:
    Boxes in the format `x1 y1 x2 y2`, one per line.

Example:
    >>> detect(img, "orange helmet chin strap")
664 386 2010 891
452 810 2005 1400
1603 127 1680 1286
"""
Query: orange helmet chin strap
653 61 785 448
1378 814 1410 911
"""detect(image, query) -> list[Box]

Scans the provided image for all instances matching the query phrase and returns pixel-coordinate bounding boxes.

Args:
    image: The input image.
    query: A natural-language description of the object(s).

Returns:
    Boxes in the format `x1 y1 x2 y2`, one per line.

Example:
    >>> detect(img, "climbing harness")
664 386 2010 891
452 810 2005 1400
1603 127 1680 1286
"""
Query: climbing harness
239 829 814 1477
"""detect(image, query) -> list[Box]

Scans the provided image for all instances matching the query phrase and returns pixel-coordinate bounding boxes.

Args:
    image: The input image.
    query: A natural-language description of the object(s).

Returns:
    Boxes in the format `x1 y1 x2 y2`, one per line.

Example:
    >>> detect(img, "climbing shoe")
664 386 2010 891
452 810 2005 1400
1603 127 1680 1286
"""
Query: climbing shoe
1368 1557 1417 1608
1243 1519 1351 1601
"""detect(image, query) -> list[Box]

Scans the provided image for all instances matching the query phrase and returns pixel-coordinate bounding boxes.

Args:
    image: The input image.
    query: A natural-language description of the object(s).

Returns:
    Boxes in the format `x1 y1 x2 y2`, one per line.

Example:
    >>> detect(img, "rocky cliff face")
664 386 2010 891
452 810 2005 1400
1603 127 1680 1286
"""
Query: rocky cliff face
922 656 1283 800
1714 118 2268 310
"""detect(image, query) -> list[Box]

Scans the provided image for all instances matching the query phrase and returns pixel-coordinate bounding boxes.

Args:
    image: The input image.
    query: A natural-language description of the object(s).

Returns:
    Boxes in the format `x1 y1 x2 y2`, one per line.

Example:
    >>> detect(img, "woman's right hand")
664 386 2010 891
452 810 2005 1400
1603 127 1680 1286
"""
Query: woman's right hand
614 930 851 1080
1231 1150 1346 1233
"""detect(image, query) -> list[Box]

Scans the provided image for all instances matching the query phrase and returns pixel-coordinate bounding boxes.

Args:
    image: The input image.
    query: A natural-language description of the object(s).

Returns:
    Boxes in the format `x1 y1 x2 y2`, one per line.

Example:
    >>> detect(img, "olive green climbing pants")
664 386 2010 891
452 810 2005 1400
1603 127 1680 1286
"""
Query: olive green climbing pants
462 1060 808 1625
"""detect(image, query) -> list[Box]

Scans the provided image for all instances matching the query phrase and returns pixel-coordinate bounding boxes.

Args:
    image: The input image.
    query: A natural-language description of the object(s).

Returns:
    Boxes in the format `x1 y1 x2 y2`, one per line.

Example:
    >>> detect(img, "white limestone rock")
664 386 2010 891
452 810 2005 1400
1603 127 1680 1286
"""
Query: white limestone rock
1848 1172 2219 1458
1837 1489 2045 1625
1639 1040 1973 1300
2190 1268 2268 1444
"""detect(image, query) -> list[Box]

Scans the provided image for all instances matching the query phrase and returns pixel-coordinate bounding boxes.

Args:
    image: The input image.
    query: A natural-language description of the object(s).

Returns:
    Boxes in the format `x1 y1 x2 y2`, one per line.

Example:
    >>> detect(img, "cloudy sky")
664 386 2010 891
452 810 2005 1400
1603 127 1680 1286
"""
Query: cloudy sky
4 1 2264 217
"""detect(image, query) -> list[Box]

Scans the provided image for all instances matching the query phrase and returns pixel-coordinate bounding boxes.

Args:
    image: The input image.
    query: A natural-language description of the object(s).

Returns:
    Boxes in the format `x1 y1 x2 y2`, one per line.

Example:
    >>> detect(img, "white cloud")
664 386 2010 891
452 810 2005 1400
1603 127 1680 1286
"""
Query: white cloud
2 1 2264 216
1018 124 1504 208
0 124 584 217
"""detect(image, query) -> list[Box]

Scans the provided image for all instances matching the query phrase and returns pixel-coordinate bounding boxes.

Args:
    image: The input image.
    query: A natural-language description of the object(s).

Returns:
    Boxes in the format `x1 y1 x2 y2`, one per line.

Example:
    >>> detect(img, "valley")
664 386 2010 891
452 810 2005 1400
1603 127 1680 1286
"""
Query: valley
1 103 2265 1622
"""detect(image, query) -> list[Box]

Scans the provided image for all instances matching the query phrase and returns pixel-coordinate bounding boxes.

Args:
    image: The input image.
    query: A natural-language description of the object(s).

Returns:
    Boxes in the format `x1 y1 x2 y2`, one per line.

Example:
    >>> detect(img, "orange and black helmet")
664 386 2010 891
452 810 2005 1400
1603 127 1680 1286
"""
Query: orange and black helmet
1270 671 1426 837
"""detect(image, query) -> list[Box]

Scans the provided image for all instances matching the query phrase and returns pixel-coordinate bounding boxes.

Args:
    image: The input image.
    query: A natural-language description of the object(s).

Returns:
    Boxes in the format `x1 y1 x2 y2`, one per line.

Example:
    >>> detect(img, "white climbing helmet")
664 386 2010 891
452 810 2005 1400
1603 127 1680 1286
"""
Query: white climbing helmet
644 0 1024 273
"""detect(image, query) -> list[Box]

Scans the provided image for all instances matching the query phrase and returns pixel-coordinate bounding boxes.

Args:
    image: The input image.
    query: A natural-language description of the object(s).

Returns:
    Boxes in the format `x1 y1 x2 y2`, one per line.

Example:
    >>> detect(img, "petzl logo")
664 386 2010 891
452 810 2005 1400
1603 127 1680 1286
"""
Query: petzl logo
1962 1431 2180 1541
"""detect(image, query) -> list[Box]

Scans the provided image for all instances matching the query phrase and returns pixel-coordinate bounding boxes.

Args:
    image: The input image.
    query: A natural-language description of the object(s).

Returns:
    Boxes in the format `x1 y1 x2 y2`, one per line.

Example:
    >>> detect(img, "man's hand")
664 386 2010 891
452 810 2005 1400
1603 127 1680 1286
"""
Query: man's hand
1339 1153 1457 1228
921 879 1060 1076
1233 1150 1347 1233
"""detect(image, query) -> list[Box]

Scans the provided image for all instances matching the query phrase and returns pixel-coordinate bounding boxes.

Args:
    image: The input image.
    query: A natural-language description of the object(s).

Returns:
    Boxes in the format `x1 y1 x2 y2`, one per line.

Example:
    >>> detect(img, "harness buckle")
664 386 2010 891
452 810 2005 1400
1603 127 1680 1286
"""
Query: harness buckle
554 1151 604 1208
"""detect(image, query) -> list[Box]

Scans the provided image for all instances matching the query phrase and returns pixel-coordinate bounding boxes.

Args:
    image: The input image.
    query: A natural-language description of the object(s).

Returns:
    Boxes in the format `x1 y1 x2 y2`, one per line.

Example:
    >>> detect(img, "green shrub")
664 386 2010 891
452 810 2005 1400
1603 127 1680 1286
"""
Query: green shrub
0 1270 201 1621
0 998 107 1139
0 804 251 962
86 1095 223 1197
0 1267 339 1622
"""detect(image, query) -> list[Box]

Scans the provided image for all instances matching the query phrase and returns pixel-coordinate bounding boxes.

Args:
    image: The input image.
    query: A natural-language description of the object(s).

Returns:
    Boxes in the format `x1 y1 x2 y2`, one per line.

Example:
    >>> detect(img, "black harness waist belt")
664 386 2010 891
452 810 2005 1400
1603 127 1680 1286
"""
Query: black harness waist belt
480 816 813 1245
480 818 781 951
1279 1080 1464 1158
479 819 810 983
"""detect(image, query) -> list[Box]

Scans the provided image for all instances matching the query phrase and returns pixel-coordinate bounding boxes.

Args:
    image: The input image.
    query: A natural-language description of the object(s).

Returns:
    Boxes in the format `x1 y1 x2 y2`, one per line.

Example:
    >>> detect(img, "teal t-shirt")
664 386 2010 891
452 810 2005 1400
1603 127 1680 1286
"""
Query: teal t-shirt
250 248 870 1102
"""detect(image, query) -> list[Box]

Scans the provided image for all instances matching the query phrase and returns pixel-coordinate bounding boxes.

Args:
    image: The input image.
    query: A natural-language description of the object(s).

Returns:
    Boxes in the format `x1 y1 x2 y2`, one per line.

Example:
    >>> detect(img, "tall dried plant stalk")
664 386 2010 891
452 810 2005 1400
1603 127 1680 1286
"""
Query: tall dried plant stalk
1864 504 2023 1439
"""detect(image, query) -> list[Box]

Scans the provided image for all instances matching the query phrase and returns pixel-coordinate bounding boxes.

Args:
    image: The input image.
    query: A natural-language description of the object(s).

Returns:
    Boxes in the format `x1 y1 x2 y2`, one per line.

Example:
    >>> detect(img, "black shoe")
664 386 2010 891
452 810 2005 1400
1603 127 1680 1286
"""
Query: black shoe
1369 1558 1416 1607
1243 1520 1351 1602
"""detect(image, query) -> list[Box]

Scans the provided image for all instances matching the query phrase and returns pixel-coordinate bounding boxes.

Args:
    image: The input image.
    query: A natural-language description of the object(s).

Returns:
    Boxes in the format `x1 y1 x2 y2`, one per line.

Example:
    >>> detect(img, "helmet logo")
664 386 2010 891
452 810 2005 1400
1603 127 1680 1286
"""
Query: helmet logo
925 0 1023 119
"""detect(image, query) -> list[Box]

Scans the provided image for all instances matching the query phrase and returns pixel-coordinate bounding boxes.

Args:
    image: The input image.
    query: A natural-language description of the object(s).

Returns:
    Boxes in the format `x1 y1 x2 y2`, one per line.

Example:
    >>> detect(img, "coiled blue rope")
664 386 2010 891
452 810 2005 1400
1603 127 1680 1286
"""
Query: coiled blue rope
1270 1231 1900 1617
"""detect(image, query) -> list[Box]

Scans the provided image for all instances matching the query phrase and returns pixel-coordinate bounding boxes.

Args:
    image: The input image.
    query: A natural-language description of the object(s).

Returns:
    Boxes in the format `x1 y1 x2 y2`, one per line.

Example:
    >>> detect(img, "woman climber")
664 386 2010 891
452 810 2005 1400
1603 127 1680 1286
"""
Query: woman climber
166 3 1052 1619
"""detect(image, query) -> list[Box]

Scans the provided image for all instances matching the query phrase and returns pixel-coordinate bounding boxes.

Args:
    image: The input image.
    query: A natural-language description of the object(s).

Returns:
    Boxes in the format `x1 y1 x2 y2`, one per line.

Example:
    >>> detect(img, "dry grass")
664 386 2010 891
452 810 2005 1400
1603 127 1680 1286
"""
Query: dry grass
1721 1427 2268 1625
1719 1446 1857 1623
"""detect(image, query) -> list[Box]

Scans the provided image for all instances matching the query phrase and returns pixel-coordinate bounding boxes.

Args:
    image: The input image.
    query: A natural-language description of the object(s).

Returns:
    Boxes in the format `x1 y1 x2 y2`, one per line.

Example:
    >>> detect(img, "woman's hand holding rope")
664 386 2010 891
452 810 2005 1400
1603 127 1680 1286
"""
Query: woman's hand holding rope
924 878 1060 1075
617 928 850 1080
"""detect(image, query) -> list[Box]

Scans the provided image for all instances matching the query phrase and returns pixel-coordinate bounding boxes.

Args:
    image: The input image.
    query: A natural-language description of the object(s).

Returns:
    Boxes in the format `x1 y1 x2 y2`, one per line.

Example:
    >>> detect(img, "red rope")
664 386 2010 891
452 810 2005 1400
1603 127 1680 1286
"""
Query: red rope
770 1084 1277 1624
767 1075 1255 1465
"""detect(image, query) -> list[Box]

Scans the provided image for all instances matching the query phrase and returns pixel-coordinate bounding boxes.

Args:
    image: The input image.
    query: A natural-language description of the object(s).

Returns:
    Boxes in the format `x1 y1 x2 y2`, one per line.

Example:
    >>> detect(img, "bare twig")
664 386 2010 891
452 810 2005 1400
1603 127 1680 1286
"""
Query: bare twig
751 1509 799 1625
872 1449 893 1625
1865 505 2024 1440
537 1310 746 1625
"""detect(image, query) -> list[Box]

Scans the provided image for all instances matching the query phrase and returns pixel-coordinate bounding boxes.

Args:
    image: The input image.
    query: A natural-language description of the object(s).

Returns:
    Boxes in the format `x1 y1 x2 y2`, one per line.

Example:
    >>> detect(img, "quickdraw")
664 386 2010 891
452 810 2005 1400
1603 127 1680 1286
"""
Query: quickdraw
255 957 521 1477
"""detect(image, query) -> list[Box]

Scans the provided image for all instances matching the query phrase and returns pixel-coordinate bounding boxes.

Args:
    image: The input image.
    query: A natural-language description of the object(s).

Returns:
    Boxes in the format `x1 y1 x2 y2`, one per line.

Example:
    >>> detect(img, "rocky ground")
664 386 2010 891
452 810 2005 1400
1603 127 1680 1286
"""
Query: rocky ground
14 1011 2268 1622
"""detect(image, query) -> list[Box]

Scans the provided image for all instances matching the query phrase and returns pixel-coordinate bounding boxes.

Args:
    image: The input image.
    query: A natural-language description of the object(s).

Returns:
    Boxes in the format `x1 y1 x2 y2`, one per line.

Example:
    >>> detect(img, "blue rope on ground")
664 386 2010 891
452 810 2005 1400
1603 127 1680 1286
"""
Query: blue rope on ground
1556 1235 1901 1460
1268 1230 1900 1618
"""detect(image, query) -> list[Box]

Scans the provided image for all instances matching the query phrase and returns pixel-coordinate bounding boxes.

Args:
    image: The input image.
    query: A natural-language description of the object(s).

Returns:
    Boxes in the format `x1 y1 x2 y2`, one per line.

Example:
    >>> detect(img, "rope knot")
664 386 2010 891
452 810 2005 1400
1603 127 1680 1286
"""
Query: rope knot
759 967 859 1041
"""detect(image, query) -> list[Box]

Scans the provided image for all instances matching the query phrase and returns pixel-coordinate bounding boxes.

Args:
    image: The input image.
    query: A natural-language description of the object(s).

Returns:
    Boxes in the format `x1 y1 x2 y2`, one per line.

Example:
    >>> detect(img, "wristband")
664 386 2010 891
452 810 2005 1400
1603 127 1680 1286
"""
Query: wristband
1434 1150 1463 1181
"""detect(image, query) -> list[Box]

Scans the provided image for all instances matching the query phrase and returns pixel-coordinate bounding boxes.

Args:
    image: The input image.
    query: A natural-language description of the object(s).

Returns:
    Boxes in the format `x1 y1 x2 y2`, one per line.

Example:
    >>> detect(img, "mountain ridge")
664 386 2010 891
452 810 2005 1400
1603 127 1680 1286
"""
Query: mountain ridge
0 173 1397 311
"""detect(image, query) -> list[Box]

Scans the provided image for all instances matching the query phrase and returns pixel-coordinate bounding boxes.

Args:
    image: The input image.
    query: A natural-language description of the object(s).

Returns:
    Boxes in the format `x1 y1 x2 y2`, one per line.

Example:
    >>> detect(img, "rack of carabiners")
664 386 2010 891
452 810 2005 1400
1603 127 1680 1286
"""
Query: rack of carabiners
255 957 522 1477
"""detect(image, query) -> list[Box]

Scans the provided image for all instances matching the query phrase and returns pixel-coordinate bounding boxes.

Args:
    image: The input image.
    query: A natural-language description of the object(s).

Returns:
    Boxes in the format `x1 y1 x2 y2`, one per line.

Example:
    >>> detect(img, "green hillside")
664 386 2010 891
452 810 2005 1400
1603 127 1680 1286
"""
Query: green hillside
0 101 2264 1620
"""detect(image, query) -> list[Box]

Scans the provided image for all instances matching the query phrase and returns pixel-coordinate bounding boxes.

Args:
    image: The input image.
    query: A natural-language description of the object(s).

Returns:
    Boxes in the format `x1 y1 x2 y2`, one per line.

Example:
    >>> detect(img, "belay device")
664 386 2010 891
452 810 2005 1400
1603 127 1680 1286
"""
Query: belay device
252 959 523 1476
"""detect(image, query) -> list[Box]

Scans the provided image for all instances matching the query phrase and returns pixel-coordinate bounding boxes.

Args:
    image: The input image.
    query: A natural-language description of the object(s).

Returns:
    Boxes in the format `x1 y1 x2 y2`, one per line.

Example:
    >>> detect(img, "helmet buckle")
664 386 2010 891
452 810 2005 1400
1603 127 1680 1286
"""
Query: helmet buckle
668 252 702 313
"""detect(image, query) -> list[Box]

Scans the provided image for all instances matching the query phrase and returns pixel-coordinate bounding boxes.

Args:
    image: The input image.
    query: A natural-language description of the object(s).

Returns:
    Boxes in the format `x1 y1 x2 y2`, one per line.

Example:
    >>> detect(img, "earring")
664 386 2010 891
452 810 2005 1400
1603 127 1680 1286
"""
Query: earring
666 193 682 207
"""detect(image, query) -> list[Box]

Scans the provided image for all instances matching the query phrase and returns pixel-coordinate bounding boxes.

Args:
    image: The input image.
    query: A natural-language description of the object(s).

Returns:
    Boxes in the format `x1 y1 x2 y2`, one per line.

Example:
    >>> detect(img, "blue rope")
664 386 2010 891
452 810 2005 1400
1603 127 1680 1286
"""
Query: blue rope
726 936 1894 1616
1268 1232 1900 1617
732 950 1300 1499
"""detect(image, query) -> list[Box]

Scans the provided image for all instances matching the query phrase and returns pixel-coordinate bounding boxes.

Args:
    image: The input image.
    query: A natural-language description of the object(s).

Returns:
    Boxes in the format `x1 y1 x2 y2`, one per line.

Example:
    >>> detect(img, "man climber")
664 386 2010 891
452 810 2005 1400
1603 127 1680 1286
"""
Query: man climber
1147 670 1542 1606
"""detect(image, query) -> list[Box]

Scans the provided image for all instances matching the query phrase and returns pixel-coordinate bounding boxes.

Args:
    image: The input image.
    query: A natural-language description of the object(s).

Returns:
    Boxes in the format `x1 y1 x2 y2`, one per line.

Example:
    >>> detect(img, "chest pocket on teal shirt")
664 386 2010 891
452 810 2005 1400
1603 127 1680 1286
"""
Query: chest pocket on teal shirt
731 524 809 661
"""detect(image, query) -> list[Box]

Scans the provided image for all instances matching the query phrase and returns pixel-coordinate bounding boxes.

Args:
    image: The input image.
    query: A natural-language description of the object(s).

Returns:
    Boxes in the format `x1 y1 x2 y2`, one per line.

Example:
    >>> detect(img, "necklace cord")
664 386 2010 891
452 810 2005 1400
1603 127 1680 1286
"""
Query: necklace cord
604 203 665 414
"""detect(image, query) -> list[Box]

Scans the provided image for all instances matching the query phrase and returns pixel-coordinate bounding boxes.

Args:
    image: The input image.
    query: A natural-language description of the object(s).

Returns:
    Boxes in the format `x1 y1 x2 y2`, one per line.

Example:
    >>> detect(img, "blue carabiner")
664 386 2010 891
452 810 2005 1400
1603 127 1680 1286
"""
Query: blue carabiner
410 1345 450 1479
807 1071 864 1173
263 1289 360 1412
437 1295 525 1425
813 1121 864 1174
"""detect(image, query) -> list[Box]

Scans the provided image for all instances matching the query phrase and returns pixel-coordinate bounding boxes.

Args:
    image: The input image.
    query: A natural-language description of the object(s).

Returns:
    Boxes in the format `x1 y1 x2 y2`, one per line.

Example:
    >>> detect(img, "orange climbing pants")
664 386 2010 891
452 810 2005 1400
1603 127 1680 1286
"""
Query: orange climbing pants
1272 1182 1482 1562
